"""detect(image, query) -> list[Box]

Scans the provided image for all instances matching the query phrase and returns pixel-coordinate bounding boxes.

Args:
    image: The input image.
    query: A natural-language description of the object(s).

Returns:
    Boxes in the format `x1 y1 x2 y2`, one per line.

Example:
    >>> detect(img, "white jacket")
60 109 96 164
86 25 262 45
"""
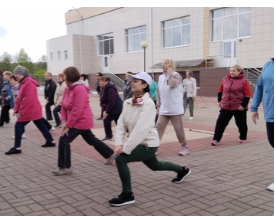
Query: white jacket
115 92 159 154
183 77 197 97
157 71 184 115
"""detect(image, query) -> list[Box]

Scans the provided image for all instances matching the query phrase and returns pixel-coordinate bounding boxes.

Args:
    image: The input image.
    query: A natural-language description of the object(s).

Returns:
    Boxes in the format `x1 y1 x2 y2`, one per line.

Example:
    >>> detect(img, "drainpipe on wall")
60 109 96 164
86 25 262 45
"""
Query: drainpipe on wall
150 7 154 79
73 7 83 74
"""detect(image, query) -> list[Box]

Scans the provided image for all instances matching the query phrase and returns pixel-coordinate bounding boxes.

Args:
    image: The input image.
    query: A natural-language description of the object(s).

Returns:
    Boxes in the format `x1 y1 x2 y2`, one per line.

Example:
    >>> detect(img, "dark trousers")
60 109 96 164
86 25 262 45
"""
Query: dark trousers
0 104 11 126
53 105 61 126
14 118 54 148
213 109 248 142
266 122 274 148
103 113 120 138
116 145 182 193
58 128 114 168
153 100 158 124
45 101 54 120
42 117 52 130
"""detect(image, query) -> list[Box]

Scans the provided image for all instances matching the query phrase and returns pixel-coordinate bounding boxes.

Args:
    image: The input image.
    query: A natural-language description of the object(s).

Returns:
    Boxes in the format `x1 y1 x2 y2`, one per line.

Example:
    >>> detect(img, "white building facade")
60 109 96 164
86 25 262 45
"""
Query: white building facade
46 7 274 76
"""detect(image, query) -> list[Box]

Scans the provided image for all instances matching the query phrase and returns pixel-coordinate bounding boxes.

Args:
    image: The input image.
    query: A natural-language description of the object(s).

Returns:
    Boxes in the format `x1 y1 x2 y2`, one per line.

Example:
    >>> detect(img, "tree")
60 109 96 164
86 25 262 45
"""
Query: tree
16 48 31 63
33 69 46 86
39 55 47 62
15 49 34 74
0 52 12 71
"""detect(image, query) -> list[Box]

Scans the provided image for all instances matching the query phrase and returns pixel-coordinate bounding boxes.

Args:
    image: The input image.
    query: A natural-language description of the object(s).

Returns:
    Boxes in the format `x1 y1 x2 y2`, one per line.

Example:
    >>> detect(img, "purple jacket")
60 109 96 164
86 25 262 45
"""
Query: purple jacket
100 82 123 115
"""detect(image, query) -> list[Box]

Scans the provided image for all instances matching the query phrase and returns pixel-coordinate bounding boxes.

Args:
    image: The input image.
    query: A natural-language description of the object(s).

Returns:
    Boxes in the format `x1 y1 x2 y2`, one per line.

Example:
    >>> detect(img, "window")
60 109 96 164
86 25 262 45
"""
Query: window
211 7 251 41
126 26 146 52
50 52 53 61
98 33 114 55
162 16 190 48
64 50 68 59
57 51 61 60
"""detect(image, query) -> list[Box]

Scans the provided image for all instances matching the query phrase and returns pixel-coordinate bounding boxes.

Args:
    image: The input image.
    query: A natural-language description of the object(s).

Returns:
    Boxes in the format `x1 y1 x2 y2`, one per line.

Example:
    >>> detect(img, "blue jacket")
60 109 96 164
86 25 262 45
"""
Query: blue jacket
1 81 14 108
149 81 157 101
250 58 274 122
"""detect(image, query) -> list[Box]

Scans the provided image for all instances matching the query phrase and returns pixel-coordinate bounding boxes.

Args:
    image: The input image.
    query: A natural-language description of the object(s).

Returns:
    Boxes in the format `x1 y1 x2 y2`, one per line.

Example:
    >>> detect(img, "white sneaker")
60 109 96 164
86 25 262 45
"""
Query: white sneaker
267 183 274 191
50 127 55 132
189 117 194 120
52 168 72 176
179 147 189 156
12 133 26 139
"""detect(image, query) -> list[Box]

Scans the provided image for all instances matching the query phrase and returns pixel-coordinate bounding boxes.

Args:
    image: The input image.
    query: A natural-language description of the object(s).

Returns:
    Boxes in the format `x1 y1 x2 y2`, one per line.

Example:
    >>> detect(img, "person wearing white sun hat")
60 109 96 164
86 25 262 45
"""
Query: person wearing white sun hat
109 71 191 207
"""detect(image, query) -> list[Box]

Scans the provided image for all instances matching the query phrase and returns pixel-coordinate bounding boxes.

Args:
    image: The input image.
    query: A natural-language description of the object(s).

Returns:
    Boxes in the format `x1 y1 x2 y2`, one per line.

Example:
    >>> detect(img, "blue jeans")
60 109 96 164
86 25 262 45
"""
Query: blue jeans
266 122 274 148
53 105 61 126
14 118 54 148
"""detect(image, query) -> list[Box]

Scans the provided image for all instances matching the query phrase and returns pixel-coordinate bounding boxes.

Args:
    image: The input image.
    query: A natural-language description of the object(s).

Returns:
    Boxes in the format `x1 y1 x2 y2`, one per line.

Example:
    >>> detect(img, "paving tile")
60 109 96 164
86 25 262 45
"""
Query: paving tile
0 95 273 216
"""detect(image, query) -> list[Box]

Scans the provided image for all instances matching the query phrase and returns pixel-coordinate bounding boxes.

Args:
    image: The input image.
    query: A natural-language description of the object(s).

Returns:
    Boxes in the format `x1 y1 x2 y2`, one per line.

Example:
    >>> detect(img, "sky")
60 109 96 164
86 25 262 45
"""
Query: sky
0 2 274 62
0 6 70 62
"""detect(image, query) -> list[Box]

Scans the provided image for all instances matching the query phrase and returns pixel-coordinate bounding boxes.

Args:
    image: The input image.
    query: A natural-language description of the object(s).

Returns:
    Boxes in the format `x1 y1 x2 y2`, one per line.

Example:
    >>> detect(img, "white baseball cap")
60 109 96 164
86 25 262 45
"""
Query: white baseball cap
128 71 153 86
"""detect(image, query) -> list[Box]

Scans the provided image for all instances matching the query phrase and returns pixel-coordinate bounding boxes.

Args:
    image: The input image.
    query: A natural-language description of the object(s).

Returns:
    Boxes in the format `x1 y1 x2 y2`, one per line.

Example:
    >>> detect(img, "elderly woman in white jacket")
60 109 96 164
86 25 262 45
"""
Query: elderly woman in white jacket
109 71 191 207
53 72 67 128
183 71 197 119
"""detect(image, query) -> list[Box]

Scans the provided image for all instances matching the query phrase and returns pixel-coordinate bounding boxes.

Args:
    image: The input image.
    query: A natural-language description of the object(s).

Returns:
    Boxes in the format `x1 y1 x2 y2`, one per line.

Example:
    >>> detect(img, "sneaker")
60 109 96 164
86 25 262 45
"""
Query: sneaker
41 142 56 147
50 127 55 132
47 119 54 123
105 154 115 165
172 167 191 183
211 140 219 146
239 140 246 143
189 116 194 120
179 147 189 156
54 125 62 128
97 117 103 120
109 192 135 206
102 137 113 141
267 183 274 191
12 133 26 139
5 148 22 155
52 168 72 176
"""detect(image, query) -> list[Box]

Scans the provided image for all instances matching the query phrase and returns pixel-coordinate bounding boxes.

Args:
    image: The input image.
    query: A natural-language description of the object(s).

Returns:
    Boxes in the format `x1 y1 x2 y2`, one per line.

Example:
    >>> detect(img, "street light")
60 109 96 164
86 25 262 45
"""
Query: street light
72 7 83 73
141 40 148 72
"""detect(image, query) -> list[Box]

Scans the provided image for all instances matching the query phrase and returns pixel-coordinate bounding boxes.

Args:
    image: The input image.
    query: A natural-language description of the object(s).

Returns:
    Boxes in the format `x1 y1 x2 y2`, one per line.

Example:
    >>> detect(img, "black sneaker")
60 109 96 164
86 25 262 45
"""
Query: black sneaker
172 167 191 183
109 192 135 206
41 142 56 147
5 148 22 155
102 137 113 141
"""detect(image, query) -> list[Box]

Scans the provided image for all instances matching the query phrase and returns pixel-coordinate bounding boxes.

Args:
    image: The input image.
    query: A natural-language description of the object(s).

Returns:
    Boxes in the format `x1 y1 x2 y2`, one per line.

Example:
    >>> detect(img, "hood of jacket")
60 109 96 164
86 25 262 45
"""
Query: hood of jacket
67 80 90 93
20 75 38 87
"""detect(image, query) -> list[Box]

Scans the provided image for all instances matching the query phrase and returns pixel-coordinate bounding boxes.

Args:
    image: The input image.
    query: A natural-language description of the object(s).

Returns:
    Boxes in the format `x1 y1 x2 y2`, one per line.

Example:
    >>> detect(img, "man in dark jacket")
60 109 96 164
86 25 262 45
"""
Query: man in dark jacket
44 72 57 121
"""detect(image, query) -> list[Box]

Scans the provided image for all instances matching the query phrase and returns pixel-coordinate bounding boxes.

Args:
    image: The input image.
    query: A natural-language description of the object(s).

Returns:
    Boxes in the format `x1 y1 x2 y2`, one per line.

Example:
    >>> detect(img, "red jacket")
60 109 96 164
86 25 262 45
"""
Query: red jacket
218 73 251 111
14 76 42 122
61 81 93 129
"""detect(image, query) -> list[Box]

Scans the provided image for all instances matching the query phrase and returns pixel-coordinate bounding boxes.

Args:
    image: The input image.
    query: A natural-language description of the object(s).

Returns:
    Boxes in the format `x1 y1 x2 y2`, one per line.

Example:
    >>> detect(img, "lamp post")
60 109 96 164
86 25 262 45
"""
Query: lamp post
73 7 83 73
141 40 148 72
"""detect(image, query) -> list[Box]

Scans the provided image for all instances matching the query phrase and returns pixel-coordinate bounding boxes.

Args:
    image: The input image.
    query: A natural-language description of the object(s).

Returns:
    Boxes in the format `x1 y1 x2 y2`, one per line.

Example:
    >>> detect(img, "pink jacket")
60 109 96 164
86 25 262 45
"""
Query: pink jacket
14 76 42 122
61 81 93 129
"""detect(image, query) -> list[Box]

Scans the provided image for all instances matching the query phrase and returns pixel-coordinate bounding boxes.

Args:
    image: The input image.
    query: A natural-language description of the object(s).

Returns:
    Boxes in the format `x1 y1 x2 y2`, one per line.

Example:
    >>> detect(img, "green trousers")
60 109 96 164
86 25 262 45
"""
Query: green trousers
115 145 183 193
